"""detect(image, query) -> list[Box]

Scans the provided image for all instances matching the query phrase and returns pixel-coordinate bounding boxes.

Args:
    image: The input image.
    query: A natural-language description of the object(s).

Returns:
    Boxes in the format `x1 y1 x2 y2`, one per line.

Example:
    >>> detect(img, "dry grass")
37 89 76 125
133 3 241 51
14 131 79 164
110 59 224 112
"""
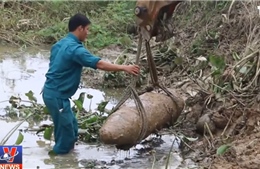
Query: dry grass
167 1 260 101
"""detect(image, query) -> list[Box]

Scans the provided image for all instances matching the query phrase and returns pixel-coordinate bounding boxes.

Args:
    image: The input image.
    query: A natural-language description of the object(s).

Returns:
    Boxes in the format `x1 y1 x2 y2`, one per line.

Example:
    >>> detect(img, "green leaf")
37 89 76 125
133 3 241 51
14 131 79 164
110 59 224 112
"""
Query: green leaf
73 100 83 111
25 90 37 103
209 55 226 71
97 101 109 112
43 106 50 114
87 94 93 99
72 92 86 112
43 127 53 141
77 92 86 103
216 144 230 155
211 69 222 76
14 132 24 145
84 133 92 142
86 116 98 124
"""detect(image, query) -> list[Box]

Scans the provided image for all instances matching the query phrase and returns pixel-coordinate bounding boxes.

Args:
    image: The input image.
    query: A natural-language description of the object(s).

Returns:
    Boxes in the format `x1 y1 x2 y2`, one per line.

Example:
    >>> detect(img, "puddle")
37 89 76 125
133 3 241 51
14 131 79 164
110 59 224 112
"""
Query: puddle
0 46 197 169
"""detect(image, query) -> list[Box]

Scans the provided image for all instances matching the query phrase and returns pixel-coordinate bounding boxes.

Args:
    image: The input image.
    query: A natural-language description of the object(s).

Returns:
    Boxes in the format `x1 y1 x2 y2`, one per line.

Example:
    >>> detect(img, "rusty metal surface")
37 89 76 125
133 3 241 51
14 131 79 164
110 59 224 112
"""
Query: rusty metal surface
99 88 184 150
135 0 182 41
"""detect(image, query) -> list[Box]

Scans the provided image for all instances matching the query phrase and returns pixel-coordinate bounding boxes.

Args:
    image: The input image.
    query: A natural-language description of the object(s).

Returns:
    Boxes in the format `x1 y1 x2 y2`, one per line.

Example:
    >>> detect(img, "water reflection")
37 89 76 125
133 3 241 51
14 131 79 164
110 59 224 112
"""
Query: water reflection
0 48 119 112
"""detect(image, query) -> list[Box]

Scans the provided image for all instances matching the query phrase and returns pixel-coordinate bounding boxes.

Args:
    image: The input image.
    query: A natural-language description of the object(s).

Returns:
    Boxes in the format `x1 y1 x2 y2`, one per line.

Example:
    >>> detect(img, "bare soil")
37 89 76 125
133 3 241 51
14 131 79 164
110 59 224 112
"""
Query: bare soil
162 1 260 168
208 108 260 169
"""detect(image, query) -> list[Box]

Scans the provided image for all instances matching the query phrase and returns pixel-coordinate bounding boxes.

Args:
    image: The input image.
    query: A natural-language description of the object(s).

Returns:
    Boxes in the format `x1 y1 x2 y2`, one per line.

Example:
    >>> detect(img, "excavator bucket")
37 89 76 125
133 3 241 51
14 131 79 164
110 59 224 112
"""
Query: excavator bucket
134 0 182 42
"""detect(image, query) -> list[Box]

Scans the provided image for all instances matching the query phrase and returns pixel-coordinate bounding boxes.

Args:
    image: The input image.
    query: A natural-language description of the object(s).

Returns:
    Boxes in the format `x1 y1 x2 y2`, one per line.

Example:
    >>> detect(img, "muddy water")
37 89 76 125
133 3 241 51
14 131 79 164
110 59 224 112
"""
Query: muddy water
0 46 197 169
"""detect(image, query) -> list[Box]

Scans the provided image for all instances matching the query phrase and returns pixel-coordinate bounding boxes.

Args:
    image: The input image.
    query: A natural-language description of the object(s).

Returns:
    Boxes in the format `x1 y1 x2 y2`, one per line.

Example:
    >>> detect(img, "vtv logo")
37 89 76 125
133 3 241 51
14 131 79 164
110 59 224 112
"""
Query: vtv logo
2 147 18 163
0 145 22 169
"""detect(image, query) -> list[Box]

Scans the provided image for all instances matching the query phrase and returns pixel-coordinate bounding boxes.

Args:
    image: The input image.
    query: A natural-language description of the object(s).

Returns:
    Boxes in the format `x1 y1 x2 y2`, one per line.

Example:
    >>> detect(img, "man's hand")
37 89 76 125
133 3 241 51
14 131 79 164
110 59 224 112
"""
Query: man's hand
123 65 140 76
96 60 140 75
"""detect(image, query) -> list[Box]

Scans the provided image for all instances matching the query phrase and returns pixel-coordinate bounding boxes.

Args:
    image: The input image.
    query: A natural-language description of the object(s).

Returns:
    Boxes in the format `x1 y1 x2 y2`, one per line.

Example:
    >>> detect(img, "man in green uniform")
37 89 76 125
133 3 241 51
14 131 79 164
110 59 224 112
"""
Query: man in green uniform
42 13 140 155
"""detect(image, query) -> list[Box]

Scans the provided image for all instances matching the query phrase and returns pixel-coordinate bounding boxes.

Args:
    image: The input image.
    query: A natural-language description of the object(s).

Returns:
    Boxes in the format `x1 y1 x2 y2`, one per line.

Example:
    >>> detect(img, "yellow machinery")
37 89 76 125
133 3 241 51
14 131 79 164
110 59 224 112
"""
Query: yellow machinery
135 1 182 41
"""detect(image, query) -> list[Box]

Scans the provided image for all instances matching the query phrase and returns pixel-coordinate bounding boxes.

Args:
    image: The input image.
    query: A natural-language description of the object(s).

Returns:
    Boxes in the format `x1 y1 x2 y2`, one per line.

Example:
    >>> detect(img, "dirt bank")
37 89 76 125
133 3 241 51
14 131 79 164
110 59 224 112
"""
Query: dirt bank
153 1 260 168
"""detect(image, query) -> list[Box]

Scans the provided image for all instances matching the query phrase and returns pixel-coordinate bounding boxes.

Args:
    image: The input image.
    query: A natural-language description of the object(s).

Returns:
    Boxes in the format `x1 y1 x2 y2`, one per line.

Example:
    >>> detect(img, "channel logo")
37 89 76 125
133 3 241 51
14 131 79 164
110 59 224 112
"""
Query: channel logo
0 146 22 169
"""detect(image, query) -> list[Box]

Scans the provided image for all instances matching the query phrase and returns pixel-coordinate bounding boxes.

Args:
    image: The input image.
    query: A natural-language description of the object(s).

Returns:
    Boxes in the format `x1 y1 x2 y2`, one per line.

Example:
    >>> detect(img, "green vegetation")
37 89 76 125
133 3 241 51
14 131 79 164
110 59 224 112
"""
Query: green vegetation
0 90 110 146
0 1 136 52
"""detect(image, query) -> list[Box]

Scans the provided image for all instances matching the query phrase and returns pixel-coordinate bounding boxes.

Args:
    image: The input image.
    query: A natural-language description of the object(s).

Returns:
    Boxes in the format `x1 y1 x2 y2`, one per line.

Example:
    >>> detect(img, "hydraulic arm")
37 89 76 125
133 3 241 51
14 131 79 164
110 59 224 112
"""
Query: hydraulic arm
135 0 182 42
133 0 183 111
111 1 183 147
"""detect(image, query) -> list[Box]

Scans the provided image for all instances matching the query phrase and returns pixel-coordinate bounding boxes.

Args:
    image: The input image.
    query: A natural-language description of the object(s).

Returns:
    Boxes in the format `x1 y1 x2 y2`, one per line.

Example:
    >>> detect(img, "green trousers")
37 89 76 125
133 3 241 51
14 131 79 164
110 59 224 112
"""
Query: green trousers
42 93 78 154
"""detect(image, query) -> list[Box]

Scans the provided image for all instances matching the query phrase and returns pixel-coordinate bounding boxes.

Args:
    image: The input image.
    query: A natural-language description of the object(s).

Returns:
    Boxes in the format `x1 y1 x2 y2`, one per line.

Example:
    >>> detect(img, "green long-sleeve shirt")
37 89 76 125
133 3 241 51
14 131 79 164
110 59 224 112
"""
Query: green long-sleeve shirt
43 33 101 99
